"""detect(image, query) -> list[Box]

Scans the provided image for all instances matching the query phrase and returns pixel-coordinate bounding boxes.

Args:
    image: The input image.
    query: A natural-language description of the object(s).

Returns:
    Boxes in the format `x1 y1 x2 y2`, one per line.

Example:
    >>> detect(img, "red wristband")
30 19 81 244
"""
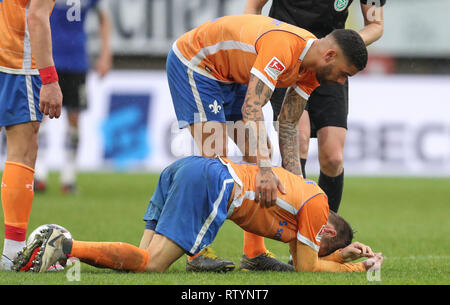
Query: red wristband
39 66 59 85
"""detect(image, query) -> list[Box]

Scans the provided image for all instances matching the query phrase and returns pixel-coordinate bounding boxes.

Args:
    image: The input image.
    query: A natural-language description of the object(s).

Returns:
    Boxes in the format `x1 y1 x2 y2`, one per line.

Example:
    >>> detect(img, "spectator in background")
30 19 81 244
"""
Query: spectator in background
245 0 385 214
34 0 112 194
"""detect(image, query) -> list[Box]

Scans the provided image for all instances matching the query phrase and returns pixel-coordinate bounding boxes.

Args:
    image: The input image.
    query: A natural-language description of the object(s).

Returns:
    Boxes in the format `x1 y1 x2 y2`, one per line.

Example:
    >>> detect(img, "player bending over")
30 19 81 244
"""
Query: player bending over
13 156 383 273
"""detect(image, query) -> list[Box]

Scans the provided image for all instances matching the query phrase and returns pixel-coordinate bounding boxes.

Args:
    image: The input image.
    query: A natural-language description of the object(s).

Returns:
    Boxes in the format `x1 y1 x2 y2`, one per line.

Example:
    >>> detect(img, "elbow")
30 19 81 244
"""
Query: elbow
378 25 384 39
369 23 385 45
374 22 384 40
295 262 320 273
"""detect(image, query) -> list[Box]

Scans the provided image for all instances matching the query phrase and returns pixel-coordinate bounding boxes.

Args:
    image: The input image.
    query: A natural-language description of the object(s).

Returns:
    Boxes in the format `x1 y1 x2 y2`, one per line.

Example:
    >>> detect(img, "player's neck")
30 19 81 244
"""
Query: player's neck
301 39 321 70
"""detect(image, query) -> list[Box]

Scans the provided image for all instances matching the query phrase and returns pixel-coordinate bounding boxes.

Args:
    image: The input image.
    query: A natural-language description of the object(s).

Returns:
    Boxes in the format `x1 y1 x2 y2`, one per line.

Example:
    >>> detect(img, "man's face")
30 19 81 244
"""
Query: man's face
318 236 331 257
317 222 337 257
315 51 359 85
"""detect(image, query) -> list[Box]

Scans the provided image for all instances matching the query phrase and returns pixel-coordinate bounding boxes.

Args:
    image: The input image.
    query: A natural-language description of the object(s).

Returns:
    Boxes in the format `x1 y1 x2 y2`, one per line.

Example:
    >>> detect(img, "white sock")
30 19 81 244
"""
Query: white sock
61 125 78 185
2 239 26 261
35 120 49 182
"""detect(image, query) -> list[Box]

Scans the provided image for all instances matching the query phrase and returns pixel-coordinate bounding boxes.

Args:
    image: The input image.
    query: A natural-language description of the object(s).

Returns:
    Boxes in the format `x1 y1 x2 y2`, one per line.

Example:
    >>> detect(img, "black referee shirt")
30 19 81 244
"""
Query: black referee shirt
268 0 386 38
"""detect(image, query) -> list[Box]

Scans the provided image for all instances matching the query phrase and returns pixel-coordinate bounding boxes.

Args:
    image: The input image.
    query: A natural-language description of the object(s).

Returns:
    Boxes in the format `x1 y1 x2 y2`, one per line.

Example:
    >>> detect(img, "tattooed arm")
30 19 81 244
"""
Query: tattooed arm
242 74 286 207
277 87 307 176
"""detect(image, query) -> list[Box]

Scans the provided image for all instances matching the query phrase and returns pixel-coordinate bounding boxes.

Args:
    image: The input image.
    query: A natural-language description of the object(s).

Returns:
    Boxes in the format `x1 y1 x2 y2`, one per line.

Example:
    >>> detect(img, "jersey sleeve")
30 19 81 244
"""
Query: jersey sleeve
294 70 319 100
94 0 107 11
360 0 386 7
296 193 329 252
252 31 300 91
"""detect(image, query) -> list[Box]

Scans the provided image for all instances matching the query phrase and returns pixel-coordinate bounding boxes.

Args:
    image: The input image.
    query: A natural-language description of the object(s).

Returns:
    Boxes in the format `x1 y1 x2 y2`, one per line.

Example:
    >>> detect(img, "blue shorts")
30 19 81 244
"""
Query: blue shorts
143 156 235 256
167 49 248 128
0 72 43 127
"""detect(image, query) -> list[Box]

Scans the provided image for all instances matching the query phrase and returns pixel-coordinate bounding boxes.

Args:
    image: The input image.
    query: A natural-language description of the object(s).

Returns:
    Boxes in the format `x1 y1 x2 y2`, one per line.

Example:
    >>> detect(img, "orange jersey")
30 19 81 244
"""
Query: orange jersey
219 157 329 252
173 14 319 99
0 0 38 75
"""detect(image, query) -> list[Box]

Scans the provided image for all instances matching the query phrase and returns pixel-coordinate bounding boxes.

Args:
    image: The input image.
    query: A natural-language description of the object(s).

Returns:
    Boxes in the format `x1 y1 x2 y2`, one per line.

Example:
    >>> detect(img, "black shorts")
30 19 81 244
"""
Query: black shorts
271 81 348 138
59 72 87 111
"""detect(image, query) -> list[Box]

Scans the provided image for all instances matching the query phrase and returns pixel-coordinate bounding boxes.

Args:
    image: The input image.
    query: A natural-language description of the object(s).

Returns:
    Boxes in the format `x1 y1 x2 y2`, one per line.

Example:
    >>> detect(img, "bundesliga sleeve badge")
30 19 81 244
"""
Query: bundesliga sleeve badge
264 57 286 81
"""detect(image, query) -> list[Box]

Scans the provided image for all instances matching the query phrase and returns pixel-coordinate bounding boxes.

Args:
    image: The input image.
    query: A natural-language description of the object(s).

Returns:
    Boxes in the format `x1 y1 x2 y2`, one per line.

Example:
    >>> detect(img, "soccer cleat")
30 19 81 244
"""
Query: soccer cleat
186 247 235 273
288 254 293 266
61 184 77 195
11 234 45 272
34 179 47 193
240 251 295 272
12 227 67 273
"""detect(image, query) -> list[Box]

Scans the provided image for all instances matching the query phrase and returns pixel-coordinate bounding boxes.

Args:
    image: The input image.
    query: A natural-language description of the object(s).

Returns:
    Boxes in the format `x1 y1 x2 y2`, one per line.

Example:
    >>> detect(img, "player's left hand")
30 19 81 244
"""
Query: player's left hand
95 51 112 78
39 82 63 119
339 241 375 262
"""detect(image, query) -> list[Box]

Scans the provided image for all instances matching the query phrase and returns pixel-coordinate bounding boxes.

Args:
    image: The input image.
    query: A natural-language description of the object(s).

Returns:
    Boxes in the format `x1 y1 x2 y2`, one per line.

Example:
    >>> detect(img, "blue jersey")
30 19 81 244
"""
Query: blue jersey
50 0 100 73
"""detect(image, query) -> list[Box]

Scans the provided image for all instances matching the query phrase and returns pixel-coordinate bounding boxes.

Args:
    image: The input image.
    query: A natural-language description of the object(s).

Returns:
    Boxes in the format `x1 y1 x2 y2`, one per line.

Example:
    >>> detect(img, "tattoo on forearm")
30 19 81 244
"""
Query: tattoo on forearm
278 88 306 176
279 121 301 175
242 75 273 161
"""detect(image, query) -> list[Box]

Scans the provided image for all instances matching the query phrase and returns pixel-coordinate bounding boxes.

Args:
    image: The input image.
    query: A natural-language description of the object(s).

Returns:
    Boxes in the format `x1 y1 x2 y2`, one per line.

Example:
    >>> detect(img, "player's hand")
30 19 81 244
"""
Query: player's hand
95 51 112 78
339 242 375 262
255 166 286 208
362 252 383 271
39 82 63 119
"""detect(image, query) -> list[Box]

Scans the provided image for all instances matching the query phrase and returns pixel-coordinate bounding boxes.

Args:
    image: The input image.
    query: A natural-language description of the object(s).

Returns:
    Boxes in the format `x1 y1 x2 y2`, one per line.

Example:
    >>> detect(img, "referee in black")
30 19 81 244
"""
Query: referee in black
245 0 385 213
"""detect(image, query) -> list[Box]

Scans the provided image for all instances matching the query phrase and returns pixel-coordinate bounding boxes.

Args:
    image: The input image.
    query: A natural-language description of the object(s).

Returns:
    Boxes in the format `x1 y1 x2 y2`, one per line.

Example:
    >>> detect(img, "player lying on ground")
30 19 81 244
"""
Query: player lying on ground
13 156 383 273
167 14 369 272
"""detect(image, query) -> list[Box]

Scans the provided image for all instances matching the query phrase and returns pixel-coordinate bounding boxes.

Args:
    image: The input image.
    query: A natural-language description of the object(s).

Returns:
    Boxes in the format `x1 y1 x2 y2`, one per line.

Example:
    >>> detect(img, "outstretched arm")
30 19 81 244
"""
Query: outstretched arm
277 87 307 176
294 242 383 272
242 74 286 207
295 242 365 272
359 2 384 46
321 241 376 264
244 0 269 14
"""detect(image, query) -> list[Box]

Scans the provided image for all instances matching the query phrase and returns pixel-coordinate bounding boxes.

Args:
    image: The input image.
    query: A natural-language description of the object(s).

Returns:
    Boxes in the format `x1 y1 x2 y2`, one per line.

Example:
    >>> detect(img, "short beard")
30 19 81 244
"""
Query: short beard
315 64 334 85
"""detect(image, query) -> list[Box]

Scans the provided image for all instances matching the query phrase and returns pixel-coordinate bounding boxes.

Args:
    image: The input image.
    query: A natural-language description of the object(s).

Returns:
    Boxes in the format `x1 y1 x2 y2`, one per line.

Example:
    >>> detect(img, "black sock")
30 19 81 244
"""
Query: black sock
300 158 307 178
62 238 73 255
318 170 344 213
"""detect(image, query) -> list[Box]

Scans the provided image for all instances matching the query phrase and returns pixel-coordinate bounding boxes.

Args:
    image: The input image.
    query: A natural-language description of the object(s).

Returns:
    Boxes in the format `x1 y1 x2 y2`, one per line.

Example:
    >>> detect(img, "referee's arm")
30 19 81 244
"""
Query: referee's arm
359 1 384 46
244 0 269 14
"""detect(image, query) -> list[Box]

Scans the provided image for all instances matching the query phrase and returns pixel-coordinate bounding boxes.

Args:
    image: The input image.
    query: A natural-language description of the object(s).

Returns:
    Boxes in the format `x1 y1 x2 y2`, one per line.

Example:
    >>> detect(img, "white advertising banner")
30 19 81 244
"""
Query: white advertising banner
36 72 450 177
87 0 450 57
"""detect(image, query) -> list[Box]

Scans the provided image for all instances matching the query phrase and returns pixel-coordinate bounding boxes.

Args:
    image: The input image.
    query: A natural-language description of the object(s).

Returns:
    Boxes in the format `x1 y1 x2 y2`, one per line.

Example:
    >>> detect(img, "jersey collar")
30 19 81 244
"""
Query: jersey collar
299 38 316 61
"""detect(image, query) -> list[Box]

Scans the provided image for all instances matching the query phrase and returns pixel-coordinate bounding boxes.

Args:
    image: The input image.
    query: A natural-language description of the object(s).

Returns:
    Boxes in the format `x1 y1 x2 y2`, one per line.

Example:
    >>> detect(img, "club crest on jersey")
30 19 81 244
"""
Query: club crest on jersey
315 225 326 243
334 0 349 12
264 57 286 81
209 100 222 114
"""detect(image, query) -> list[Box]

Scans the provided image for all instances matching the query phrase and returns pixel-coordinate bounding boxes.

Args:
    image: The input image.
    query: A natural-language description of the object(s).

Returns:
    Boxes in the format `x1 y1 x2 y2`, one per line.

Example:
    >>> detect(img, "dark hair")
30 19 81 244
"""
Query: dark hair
330 29 368 71
321 211 354 256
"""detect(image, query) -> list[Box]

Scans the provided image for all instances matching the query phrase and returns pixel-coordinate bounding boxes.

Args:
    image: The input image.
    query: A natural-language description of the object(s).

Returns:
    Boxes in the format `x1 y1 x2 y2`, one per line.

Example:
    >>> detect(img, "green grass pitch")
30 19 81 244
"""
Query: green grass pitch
0 172 449 285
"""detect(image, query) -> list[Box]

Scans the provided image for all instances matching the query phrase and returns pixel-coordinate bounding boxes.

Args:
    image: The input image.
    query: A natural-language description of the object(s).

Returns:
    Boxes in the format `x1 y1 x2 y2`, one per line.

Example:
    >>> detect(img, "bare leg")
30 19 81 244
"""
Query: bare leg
316 126 346 212
317 126 346 177
5 122 40 168
67 230 184 273
145 233 186 272
60 109 80 189
1 122 39 265
139 229 155 250
188 121 227 157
